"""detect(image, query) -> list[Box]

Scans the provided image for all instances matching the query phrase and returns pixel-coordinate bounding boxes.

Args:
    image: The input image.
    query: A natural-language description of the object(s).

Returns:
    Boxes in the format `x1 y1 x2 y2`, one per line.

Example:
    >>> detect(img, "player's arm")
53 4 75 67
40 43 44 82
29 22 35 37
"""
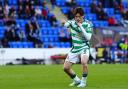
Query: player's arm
61 19 71 27
61 20 71 33
78 23 93 41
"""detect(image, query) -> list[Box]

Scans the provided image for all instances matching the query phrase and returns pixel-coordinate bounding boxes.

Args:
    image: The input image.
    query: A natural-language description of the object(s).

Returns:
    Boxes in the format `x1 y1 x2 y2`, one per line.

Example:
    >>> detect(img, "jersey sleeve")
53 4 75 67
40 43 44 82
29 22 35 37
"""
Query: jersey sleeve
64 20 71 28
82 22 93 33
79 22 93 41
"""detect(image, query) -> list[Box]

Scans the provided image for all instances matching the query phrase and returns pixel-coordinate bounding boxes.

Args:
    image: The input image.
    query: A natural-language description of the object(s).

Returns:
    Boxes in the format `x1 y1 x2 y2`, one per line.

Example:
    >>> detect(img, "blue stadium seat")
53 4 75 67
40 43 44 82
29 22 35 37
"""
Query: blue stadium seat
27 42 34 48
49 37 54 42
53 30 59 35
61 7 70 14
77 1 85 7
123 2 128 8
43 37 49 42
86 14 97 21
53 42 60 47
9 42 34 48
102 21 108 27
41 29 48 35
48 30 53 35
43 42 70 48
76 0 92 7
0 27 5 35
38 20 51 27
92 21 100 27
56 0 65 6
60 42 65 48
104 8 114 16
0 20 4 26
0 34 4 38
65 42 71 48
8 0 17 5
22 42 28 48
114 14 121 21
9 42 18 48
16 20 28 27
84 8 91 14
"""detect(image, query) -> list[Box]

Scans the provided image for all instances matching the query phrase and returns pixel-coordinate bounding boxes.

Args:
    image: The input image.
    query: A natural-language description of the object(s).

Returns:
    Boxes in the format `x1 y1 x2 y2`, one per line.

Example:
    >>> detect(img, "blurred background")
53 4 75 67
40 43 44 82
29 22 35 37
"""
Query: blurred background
0 0 128 65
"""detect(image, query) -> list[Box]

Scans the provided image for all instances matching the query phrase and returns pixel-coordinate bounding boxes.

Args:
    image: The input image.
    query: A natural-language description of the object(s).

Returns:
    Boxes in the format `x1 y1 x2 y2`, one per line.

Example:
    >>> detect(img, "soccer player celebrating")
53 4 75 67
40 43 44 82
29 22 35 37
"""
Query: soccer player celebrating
63 7 93 87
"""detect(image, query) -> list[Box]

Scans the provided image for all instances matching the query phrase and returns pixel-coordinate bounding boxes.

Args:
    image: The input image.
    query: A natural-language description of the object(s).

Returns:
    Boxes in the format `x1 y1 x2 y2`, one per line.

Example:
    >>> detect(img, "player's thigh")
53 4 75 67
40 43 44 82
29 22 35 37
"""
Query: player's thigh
80 49 90 64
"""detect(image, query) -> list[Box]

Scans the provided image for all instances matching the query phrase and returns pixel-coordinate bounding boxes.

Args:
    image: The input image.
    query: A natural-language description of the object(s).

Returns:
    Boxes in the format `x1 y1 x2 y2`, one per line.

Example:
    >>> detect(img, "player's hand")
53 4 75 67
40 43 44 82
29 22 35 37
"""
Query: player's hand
61 19 66 25
77 22 82 27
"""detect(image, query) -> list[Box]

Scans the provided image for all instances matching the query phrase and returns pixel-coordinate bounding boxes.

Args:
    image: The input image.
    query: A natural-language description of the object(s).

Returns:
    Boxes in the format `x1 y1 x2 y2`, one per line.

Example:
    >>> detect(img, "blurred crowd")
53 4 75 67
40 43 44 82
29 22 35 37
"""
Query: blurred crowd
64 0 128 27
0 0 62 48
0 0 127 63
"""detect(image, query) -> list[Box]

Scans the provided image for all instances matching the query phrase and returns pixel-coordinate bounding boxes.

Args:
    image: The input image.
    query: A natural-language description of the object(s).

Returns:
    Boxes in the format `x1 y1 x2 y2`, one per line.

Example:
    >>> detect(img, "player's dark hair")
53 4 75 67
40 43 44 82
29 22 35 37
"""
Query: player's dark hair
73 7 84 16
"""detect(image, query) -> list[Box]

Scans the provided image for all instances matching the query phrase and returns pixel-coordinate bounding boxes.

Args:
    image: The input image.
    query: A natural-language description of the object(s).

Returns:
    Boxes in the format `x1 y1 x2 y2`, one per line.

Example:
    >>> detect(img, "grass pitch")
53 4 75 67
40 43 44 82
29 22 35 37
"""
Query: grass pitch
0 64 128 89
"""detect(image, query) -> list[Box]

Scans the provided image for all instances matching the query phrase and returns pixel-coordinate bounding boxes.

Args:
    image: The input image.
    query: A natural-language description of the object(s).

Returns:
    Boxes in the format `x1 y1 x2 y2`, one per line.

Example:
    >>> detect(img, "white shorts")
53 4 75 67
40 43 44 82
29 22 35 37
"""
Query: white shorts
65 48 90 63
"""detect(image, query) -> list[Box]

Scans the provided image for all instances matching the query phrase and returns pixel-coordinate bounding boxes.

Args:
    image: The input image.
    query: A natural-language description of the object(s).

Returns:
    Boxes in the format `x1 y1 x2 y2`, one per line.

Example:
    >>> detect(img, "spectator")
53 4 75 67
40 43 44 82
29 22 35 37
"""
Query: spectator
3 15 16 26
42 8 48 20
25 20 42 48
25 5 31 19
0 6 4 19
1 38 9 48
90 0 98 13
65 0 76 7
18 5 24 19
18 0 24 6
0 0 2 6
25 21 32 34
108 17 118 26
41 1 49 20
59 28 71 42
25 0 31 7
0 39 3 48
66 8 74 20
125 10 128 20
30 5 36 18
30 0 35 6
97 1 103 10
4 28 13 41
50 0 56 10
115 0 122 5
34 0 40 6
31 17 40 33
97 8 108 20
18 30 26 41
49 15 60 27
35 6 42 19
71 0 77 7
66 0 72 6
9 6 17 19
114 1 124 14
103 48 109 63
100 0 114 8
4 3 10 16
4 26 19 41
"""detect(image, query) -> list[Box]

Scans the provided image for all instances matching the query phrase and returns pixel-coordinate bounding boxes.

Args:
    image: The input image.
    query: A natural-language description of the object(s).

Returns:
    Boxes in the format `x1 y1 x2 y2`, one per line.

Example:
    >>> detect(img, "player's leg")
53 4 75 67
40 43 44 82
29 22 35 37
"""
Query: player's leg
63 61 80 86
77 50 89 87
63 61 74 78
63 53 81 86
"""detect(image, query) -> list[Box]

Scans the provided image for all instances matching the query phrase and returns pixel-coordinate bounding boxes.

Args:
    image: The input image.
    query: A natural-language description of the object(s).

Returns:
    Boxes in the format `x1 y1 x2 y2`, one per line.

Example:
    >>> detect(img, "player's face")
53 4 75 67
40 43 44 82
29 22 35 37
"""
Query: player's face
74 13 84 23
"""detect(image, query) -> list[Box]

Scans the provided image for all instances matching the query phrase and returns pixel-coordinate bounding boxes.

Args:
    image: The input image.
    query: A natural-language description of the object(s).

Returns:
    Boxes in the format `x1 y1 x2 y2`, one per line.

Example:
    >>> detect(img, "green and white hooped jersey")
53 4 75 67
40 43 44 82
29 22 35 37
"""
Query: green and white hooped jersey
64 19 93 53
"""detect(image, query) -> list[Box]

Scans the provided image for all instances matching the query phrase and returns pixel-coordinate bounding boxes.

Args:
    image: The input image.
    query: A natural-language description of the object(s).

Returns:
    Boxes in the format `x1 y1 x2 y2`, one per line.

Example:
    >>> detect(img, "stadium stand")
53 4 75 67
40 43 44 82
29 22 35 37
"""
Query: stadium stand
0 0 127 50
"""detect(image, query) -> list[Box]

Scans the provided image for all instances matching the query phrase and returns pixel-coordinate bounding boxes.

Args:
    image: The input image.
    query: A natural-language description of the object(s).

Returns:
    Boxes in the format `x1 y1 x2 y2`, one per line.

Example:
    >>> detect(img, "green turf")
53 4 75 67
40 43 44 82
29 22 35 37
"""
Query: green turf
0 64 128 89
